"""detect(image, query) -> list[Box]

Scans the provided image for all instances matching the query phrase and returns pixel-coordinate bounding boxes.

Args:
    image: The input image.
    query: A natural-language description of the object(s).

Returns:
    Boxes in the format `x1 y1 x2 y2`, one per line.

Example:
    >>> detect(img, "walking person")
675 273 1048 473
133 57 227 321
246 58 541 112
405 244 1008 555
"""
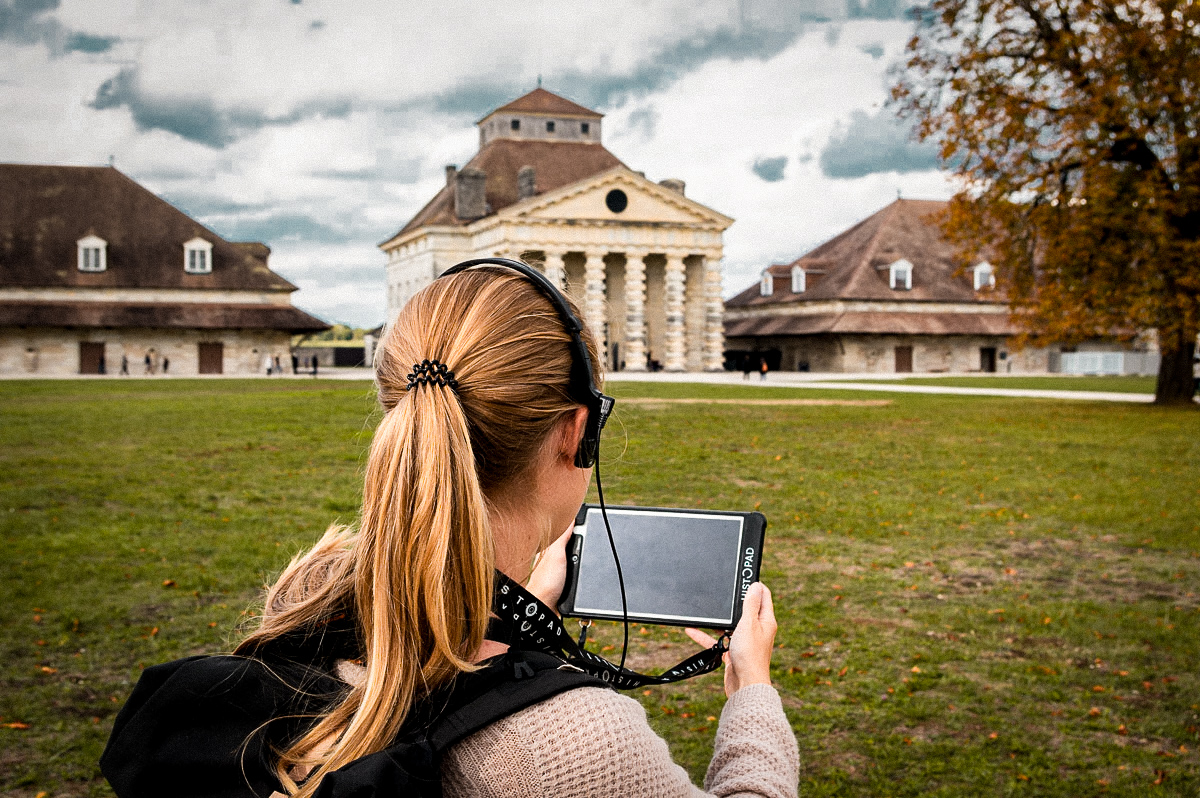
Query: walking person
120 355 129 376
759 357 768 381
311 355 318 377
162 357 169 375
292 354 299 375
264 353 273 376
144 353 152 375
274 355 282 376
101 260 798 798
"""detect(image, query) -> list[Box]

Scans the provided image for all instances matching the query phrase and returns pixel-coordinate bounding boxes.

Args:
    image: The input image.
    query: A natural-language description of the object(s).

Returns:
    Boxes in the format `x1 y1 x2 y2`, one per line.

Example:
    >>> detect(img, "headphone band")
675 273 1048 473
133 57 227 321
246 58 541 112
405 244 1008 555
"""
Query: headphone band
435 257 612 468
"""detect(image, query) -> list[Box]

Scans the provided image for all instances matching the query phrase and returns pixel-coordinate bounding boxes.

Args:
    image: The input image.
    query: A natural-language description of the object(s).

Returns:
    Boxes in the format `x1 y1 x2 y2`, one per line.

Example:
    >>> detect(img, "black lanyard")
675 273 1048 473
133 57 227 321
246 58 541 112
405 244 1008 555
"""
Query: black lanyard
487 572 728 690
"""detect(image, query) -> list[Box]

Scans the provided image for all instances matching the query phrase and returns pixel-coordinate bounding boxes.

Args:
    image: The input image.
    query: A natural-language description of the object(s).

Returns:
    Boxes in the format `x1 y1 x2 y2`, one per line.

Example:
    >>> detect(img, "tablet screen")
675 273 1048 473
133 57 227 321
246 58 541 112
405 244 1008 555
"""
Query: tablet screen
571 508 746 626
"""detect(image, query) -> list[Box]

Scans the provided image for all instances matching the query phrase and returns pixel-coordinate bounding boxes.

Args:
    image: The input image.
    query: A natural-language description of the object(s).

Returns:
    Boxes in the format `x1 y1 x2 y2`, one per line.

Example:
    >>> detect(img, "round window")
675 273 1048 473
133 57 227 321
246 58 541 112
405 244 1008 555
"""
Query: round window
605 189 628 213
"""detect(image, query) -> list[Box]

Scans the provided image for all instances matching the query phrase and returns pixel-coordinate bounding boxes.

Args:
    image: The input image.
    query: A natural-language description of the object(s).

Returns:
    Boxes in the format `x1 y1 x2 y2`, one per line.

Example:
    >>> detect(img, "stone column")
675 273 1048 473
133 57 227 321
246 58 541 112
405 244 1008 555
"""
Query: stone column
703 253 726 371
623 252 648 371
583 252 607 350
664 252 687 371
543 249 567 290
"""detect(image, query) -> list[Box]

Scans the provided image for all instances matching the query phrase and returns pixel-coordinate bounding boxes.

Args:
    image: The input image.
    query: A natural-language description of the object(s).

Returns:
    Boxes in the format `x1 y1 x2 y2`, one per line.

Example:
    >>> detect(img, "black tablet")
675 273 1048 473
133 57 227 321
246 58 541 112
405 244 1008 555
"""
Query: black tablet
557 504 767 631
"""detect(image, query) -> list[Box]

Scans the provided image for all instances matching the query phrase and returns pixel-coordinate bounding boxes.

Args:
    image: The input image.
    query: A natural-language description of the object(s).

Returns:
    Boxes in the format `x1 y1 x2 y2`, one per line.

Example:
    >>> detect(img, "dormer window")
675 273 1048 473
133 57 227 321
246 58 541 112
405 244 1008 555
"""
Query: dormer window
184 237 213 274
791 266 806 293
77 235 107 272
889 258 913 290
973 261 996 290
760 270 774 297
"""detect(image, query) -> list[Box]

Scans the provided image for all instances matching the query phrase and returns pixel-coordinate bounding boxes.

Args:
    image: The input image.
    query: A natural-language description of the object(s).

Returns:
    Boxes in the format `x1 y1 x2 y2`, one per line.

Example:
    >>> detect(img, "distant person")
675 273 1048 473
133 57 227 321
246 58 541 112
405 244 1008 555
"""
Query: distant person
311 355 318 377
292 354 299 375
263 353 273 376
162 357 169 375
144 353 152 375
98 353 106 375
741 356 752 380
274 355 282 375
759 358 768 381
120 355 129 376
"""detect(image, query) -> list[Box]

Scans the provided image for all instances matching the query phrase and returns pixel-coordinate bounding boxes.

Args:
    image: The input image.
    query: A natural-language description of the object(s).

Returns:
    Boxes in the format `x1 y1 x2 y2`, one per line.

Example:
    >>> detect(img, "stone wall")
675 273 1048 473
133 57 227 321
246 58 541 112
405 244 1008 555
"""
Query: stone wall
725 334 1054 374
0 327 292 376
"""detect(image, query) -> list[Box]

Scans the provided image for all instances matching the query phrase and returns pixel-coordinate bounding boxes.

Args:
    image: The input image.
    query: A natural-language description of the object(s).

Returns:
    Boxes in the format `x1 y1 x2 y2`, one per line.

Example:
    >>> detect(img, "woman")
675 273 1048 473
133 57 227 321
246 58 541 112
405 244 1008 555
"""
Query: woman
113 262 798 797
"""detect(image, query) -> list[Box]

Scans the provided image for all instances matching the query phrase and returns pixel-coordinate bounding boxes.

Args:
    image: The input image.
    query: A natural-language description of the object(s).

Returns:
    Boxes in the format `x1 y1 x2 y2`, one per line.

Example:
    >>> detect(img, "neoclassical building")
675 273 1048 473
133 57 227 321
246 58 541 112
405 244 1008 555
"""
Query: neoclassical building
380 88 733 371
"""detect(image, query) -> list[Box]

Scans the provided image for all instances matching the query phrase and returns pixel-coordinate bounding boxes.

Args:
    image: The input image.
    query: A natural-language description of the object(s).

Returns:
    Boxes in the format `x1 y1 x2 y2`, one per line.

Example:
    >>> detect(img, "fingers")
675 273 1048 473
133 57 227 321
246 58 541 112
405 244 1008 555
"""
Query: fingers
757 583 775 624
739 582 764 625
685 628 718 648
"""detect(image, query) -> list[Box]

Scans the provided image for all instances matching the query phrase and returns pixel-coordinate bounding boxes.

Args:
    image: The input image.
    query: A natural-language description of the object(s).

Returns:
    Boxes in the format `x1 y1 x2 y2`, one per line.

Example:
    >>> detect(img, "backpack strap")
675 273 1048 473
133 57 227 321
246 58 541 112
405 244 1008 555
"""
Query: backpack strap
309 650 608 798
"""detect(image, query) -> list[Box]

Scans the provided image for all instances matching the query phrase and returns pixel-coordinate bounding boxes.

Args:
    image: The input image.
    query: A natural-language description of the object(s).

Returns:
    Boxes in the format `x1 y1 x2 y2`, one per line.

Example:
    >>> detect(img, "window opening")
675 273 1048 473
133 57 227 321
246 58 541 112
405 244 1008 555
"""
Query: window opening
581 122 590 134
791 266 805 293
973 261 996 290
77 235 107 272
760 271 774 297
889 259 913 290
184 238 213 274
511 119 520 131
546 120 555 133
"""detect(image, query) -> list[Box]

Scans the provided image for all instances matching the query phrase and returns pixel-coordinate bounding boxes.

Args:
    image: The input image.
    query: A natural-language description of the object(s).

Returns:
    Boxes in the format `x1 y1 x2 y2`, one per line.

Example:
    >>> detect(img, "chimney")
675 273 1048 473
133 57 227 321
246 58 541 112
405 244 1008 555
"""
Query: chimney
454 167 487 220
445 164 457 185
659 178 686 196
517 165 536 200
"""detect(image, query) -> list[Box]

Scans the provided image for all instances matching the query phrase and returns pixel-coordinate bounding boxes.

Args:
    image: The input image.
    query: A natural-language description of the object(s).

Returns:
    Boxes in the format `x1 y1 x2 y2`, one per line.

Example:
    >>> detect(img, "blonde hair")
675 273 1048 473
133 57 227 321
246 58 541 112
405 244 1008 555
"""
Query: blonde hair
235 266 602 795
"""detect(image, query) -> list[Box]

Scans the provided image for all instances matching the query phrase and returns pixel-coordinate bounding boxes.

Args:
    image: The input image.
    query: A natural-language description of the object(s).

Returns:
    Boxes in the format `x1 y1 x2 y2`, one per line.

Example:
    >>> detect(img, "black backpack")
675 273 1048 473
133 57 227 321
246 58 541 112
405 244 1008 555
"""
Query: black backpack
100 649 607 798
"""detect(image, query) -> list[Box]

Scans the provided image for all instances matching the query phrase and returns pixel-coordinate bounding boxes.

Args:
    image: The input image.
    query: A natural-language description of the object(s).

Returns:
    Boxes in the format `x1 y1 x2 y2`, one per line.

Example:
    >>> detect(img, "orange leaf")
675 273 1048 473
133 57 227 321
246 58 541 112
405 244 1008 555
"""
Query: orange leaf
162 579 176 588
838 666 848 677
1088 707 1101 717
2 722 30 729
39 666 56 674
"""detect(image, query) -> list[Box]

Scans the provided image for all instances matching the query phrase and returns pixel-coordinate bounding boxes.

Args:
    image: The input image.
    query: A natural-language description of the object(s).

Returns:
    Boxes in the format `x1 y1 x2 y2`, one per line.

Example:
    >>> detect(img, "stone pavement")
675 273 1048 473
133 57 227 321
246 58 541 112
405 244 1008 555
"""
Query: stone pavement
606 371 1158 403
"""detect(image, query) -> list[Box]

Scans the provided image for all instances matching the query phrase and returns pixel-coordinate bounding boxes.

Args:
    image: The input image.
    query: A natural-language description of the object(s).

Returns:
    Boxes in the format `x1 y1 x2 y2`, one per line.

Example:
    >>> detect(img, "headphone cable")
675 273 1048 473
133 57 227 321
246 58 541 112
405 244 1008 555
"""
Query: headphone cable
593 456 629 672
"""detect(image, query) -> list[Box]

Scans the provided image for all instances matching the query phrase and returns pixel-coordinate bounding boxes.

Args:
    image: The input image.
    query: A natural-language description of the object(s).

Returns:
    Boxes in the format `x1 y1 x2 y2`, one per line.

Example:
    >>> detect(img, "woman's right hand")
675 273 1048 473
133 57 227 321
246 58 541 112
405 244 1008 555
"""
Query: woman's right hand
687 581 778 697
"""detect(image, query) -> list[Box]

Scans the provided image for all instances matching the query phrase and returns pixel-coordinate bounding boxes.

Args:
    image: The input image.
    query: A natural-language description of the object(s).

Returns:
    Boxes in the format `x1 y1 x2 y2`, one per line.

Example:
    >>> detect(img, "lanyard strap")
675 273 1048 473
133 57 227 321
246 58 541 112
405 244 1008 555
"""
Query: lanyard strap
487 573 728 690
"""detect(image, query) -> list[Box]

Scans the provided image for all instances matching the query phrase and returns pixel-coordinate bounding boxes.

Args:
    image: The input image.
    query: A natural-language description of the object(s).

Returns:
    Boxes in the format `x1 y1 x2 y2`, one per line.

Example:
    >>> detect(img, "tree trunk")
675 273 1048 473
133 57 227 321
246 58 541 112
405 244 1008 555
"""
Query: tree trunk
1154 327 1197 405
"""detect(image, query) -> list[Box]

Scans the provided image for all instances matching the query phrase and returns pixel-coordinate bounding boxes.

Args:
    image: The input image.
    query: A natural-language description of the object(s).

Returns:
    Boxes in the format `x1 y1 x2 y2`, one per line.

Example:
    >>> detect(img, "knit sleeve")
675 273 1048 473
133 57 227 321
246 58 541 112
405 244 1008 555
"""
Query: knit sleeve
704 684 799 798
441 683 798 798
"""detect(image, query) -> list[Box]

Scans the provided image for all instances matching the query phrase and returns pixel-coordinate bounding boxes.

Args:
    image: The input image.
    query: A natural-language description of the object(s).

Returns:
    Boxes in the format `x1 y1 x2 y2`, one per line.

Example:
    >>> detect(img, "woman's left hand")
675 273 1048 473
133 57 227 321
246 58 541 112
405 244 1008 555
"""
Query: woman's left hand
526 528 573 611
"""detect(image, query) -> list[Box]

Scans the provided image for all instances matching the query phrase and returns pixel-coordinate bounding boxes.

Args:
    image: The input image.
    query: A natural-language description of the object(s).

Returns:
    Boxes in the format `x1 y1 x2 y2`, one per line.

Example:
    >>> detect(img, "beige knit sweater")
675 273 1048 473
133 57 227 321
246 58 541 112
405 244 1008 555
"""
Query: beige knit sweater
441 683 799 797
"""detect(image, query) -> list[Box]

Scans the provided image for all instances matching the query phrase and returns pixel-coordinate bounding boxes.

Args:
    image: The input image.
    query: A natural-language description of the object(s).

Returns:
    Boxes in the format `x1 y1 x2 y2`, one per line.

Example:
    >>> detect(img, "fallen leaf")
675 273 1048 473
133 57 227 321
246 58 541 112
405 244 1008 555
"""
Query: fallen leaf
162 579 176 588
150 627 159 637
911 666 921 673
39 666 56 674
1118 724 1127 735
1153 770 1166 785
1089 707 1102 717
988 732 998 739
2 722 30 729
1016 774 1030 781
838 666 848 677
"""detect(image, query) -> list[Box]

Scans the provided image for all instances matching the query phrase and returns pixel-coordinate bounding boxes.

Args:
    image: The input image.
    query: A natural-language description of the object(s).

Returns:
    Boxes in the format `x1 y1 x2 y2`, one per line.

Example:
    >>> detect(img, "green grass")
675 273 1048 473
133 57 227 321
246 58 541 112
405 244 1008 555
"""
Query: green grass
2 379 1198 796
834 375 1157 393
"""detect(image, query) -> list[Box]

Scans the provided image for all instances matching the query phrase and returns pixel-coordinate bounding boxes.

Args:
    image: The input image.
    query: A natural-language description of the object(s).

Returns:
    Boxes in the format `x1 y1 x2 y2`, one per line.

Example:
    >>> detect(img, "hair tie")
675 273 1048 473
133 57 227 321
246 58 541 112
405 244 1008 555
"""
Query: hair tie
406 359 459 392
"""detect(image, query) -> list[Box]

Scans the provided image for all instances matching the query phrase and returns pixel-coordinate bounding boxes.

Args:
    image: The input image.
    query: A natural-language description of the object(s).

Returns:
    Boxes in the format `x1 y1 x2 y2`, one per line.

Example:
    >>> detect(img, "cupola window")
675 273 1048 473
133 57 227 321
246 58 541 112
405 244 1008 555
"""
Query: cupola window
760 270 774 297
184 237 213 274
77 235 107 272
889 258 913 290
973 261 996 290
791 266 806 293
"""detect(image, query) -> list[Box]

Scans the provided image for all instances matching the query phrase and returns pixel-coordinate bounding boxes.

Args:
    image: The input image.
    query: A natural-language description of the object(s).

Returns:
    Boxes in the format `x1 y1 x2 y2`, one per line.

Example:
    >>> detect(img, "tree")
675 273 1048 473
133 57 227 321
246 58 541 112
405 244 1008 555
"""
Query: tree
894 0 1200 403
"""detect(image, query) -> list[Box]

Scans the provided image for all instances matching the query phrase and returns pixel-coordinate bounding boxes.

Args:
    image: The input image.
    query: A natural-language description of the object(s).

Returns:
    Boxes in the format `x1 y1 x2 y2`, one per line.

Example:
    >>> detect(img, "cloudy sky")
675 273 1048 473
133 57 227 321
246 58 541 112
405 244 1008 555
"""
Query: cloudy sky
1 0 956 327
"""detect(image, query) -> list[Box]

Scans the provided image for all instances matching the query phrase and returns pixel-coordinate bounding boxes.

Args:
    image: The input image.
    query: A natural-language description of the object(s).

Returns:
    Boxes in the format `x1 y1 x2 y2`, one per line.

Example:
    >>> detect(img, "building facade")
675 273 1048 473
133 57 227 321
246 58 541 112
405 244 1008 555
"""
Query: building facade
724 199 1049 374
380 88 733 372
0 164 327 376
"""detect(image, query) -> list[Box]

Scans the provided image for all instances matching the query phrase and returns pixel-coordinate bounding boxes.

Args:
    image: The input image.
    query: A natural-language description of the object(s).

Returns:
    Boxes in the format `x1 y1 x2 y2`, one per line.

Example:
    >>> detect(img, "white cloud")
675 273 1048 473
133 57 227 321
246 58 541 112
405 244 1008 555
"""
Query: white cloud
3 1 951 327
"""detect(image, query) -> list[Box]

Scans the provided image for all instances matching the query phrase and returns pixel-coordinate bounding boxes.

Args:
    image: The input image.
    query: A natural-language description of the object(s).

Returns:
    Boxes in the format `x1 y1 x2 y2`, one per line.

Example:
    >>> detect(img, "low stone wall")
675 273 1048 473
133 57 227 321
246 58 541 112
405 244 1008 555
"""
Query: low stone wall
725 333 1053 374
0 326 292 376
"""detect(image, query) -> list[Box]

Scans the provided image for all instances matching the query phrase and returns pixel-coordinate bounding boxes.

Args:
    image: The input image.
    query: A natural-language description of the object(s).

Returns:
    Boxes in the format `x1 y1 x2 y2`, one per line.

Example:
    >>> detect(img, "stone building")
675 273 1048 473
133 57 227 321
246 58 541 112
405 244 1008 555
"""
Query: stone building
380 88 733 371
0 164 327 376
724 199 1049 374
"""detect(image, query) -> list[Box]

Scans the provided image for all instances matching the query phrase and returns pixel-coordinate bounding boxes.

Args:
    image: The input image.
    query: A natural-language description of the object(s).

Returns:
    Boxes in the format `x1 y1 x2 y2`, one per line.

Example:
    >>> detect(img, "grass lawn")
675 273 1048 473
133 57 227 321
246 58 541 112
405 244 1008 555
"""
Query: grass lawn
836 375 1158 393
1 378 1198 796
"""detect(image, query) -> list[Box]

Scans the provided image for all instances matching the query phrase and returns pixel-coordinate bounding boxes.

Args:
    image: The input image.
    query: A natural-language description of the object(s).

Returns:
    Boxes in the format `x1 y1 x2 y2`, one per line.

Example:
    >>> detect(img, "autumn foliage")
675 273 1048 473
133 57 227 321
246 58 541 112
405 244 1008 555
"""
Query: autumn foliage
894 0 1200 403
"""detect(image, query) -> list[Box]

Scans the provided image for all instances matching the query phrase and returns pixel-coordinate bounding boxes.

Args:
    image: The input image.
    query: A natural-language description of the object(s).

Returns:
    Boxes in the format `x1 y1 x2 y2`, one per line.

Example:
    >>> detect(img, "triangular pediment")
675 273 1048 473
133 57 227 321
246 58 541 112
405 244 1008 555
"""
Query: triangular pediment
500 168 733 228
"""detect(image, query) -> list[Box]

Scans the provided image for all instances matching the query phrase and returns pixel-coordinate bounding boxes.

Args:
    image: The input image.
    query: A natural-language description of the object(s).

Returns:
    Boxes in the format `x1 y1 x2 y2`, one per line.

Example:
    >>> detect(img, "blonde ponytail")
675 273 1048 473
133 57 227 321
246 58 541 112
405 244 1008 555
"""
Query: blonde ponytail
236 266 602 795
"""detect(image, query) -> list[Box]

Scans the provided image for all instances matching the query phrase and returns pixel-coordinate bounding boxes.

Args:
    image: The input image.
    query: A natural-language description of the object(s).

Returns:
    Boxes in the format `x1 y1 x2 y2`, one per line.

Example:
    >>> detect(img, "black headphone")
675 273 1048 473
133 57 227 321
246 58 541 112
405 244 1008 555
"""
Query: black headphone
438 257 615 468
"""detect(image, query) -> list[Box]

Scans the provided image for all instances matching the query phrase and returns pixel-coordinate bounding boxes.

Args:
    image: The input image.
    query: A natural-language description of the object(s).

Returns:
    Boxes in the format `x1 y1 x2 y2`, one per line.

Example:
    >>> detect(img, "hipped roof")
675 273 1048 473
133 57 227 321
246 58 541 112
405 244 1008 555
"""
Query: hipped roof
0 164 296 292
725 311 1019 338
726 199 989 307
487 87 603 120
0 301 329 333
394 138 626 236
